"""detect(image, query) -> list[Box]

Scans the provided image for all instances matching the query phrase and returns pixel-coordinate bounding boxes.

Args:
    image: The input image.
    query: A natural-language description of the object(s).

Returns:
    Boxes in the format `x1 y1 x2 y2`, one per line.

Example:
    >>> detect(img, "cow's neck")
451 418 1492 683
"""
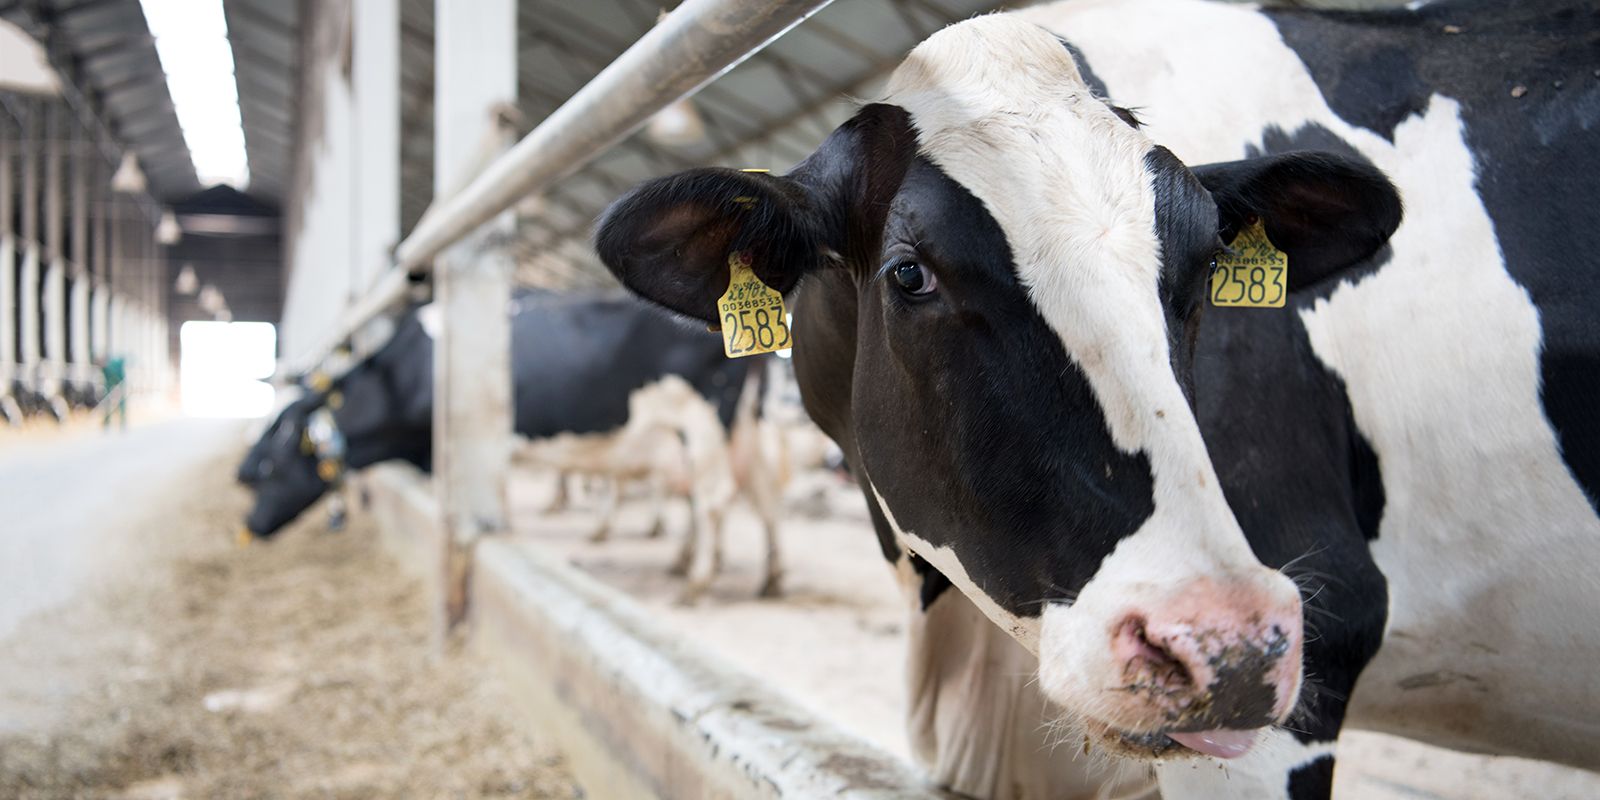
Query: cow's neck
329 368 432 472
900 563 1157 800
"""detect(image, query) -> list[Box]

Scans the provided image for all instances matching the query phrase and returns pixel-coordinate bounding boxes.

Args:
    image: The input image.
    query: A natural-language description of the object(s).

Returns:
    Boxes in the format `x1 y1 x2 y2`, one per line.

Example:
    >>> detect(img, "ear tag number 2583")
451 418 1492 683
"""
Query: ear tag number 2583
1210 219 1287 308
717 251 792 358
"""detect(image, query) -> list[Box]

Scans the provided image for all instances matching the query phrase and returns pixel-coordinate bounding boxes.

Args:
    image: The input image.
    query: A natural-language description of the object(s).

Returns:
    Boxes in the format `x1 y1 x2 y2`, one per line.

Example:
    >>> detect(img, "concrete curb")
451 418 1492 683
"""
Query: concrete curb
361 463 949 799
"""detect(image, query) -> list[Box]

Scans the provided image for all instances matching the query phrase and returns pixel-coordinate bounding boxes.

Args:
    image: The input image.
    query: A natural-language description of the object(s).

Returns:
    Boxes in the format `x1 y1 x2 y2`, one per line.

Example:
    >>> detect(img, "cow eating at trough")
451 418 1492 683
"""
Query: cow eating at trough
236 292 776 592
594 1 1600 798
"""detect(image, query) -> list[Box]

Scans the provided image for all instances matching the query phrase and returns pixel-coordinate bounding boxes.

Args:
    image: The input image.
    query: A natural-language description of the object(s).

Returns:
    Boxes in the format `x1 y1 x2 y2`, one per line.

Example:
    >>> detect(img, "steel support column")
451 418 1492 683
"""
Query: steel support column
432 0 517 627
19 102 41 395
354 0 400 296
1 117 15 394
70 131 90 386
43 105 67 397
106 193 121 363
90 171 108 366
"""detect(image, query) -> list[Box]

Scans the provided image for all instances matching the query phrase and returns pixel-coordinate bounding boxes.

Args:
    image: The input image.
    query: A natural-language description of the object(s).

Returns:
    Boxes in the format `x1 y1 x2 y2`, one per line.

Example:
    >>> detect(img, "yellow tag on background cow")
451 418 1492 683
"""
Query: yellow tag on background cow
1210 219 1287 308
716 251 792 358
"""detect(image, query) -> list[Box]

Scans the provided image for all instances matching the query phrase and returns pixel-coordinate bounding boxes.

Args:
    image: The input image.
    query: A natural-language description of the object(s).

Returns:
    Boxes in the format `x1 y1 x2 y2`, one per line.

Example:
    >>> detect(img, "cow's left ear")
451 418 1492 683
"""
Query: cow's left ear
595 167 825 323
1194 152 1402 291
596 103 916 323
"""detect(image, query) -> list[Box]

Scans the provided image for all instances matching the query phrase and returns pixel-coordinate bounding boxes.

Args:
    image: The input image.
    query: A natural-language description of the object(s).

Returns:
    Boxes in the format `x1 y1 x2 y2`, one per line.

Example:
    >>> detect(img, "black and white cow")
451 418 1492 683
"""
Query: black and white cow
240 290 753 539
595 1 1599 797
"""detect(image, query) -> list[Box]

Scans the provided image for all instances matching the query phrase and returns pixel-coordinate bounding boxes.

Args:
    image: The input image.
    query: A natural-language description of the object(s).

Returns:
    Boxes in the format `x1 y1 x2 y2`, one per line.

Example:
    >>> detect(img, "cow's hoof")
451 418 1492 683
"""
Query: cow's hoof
588 528 610 543
675 585 707 606
645 521 666 539
666 558 690 577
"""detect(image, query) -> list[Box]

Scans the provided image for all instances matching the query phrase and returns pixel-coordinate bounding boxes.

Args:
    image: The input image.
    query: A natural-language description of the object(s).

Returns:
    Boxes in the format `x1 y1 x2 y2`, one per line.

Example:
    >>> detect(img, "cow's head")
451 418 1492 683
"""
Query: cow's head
240 395 339 537
596 17 1399 761
237 395 320 486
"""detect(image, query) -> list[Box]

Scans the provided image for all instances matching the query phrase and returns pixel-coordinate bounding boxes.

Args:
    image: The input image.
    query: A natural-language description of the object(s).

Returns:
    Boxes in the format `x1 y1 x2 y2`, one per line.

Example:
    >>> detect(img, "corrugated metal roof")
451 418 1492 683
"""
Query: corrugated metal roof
11 0 1015 270
220 0 297 203
1 0 201 201
392 0 1012 286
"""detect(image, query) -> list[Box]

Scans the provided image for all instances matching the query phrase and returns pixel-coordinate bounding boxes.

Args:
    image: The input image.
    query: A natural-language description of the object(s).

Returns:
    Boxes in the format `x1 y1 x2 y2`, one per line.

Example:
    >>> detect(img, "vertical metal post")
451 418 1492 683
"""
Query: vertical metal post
44 103 66 398
147 212 165 393
19 101 41 395
106 192 121 363
109 295 123 377
354 0 400 294
136 210 151 392
1 115 15 393
90 168 108 366
432 0 517 627
70 126 90 387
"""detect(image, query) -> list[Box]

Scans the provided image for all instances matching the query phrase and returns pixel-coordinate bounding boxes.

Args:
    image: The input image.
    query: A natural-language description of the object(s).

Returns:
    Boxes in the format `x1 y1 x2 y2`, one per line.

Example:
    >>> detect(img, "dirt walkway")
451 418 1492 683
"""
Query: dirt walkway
0 444 577 799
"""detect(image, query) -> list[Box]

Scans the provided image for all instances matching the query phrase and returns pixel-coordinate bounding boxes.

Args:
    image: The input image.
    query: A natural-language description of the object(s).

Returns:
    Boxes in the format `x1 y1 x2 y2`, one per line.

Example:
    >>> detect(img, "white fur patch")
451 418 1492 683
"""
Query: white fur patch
1153 729 1334 800
1021 0 1600 767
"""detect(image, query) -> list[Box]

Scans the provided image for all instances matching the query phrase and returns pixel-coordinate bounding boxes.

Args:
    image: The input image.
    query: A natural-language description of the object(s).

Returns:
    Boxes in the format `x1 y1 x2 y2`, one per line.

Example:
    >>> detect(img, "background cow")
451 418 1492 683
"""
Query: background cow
239 291 757 543
595 1 1598 799
515 372 789 601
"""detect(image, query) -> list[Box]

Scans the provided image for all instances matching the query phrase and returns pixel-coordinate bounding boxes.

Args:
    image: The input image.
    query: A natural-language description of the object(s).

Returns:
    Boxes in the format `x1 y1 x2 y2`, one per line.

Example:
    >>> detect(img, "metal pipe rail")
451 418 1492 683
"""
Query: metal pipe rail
294 0 834 375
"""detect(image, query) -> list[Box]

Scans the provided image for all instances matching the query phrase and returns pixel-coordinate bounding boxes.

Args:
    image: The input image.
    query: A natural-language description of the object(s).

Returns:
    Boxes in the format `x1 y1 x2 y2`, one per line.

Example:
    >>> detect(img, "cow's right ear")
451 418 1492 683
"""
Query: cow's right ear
595 103 916 323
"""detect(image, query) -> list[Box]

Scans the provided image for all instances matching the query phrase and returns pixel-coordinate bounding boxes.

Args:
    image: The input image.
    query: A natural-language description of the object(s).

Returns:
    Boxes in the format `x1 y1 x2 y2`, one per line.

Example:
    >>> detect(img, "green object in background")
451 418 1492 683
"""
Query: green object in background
102 356 128 431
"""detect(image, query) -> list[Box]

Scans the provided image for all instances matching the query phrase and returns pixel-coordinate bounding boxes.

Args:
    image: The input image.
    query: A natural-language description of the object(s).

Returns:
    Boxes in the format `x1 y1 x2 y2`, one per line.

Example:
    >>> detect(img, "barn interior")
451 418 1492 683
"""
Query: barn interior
1 1 1596 799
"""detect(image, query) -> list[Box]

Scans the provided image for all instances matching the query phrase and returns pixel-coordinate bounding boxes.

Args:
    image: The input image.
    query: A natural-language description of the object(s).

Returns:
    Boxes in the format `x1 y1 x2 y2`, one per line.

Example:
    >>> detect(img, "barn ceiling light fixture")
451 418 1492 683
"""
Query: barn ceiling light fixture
139 0 249 189
175 264 199 295
646 98 707 147
156 210 183 245
111 152 147 194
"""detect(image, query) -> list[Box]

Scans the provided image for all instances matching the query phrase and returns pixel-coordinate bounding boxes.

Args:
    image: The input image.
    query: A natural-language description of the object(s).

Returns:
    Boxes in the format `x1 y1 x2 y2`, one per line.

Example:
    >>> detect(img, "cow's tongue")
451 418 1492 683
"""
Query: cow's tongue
1166 729 1261 759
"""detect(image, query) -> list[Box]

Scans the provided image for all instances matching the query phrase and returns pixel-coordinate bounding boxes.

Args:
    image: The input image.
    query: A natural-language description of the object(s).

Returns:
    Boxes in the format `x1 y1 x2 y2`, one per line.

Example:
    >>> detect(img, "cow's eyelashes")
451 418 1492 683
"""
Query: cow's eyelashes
887 260 939 297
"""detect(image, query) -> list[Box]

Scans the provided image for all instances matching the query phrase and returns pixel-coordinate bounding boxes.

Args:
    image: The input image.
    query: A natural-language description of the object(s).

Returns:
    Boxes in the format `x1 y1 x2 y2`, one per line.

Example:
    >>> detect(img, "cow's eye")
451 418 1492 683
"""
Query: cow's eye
891 261 938 296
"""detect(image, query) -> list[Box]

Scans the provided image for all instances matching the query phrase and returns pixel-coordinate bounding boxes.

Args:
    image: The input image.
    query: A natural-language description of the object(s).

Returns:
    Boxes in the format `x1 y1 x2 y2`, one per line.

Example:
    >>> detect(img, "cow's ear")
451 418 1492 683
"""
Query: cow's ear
1193 152 1402 291
595 104 915 322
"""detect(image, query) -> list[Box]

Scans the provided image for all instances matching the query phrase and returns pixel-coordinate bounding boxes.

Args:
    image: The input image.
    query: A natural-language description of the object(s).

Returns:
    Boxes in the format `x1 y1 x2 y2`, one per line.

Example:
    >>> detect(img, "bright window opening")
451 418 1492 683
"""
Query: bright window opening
180 321 276 418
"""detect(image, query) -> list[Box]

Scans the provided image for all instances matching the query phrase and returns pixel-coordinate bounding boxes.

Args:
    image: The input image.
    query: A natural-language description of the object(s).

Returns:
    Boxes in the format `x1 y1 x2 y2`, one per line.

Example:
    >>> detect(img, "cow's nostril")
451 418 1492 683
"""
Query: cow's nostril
1116 617 1193 688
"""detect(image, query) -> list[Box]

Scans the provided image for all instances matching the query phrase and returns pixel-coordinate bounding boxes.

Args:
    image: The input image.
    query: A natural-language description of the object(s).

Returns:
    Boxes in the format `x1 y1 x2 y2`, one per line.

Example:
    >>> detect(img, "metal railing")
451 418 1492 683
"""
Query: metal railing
295 0 834 376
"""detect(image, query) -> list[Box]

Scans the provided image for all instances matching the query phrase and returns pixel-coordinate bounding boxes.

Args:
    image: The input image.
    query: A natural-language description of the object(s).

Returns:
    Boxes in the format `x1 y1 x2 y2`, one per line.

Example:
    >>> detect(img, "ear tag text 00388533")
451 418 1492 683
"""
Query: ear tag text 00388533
716 251 792 358
1210 218 1287 308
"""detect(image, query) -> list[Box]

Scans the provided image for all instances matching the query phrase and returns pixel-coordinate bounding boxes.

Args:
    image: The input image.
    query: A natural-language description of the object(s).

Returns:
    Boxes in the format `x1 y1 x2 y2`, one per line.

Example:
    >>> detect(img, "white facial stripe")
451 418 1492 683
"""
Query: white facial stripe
865 477 1041 651
885 15 1254 564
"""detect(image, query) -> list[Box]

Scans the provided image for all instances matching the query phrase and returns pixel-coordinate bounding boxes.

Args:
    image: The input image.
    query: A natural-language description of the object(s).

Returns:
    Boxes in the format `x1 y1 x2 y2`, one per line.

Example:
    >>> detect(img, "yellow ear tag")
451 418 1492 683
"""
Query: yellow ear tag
300 430 315 455
236 527 253 548
1210 219 1287 308
309 372 333 392
716 251 792 358
317 459 340 482
327 391 344 410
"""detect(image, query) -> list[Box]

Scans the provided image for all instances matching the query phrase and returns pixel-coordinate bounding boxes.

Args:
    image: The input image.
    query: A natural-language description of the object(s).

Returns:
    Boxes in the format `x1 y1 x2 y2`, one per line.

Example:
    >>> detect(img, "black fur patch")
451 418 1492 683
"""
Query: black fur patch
1269 0 1600 511
1286 754 1336 800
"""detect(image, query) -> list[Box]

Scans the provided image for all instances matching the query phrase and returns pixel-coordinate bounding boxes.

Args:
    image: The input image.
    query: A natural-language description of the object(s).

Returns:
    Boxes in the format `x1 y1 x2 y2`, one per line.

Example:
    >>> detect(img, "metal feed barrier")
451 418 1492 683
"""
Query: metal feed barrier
318 2 949 797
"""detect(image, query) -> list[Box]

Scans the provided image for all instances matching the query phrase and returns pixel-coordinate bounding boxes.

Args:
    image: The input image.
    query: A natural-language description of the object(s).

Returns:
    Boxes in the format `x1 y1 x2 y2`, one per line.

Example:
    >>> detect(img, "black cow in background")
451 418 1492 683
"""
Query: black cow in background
240 290 753 538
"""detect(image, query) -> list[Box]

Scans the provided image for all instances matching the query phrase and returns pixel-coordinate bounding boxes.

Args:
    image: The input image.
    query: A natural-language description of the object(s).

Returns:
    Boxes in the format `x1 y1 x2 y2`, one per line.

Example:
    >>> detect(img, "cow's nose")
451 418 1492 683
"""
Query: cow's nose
1108 581 1302 755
